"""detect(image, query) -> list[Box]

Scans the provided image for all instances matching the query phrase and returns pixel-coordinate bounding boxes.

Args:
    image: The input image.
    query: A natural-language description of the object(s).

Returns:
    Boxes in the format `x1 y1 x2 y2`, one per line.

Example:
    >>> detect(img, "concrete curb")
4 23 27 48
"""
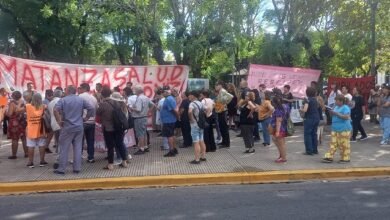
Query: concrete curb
1 167 389 195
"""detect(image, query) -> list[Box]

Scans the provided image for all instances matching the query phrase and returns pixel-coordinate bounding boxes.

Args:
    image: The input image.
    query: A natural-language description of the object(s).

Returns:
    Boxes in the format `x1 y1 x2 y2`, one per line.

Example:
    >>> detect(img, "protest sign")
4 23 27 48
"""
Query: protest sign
247 64 321 98
187 78 209 91
0 54 189 97
327 76 375 103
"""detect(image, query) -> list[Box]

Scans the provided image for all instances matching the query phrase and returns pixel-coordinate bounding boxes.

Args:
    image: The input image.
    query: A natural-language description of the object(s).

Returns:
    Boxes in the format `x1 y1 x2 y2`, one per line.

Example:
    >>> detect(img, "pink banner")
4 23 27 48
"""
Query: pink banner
247 64 321 98
0 54 189 98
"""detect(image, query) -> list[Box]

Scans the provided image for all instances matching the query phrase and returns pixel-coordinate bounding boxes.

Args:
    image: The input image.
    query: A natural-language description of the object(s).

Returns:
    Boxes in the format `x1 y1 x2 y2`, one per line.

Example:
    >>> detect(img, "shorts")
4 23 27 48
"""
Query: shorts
27 137 46 148
134 117 148 138
162 123 176 138
191 124 204 142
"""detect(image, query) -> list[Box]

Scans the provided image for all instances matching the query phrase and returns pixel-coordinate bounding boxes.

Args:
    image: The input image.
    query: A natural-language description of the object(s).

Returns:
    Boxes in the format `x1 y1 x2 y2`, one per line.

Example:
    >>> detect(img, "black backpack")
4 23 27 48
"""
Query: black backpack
108 101 129 132
193 102 207 129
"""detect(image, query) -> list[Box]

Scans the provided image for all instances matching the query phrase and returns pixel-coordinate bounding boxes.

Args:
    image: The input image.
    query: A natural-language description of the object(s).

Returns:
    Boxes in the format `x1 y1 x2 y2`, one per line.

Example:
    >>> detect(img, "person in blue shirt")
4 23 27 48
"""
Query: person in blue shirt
322 95 352 163
160 86 179 157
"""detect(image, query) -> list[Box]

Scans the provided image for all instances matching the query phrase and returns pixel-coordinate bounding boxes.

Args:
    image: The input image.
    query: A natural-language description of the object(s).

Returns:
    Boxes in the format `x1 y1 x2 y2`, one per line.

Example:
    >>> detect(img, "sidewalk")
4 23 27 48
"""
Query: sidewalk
0 121 389 194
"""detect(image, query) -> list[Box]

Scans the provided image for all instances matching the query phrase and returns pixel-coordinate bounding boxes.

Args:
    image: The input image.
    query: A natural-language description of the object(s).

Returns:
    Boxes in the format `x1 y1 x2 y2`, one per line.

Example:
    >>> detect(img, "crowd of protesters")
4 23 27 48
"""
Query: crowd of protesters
0 78 388 174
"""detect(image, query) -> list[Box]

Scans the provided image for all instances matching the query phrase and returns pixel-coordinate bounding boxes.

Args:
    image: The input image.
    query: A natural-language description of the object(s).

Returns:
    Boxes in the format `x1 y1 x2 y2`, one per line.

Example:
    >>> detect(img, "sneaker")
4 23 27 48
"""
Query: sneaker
87 159 95 163
244 149 255 154
53 170 65 175
53 163 59 169
114 160 122 166
359 136 368 141
350 138 357 142
45 148 53 154
134 149 146 155
200 158 207 162
338 160 350 164
26 163 34 168
189 160 201 164
322 158 333 163
39 161 48 167
173 148 178 155
215 139 222 144
380 141 388 145
144 148 150 152
164 151 176 157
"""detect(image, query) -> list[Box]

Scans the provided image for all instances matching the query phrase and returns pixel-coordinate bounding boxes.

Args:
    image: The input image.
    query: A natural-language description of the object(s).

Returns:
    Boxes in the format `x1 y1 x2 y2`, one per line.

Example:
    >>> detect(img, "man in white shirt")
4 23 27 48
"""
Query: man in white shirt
79 83 98 163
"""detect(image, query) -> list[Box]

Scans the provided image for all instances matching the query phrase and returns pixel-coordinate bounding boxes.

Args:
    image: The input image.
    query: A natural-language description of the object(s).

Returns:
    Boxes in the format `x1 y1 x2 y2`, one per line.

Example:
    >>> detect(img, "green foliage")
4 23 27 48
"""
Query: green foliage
0 0 388 80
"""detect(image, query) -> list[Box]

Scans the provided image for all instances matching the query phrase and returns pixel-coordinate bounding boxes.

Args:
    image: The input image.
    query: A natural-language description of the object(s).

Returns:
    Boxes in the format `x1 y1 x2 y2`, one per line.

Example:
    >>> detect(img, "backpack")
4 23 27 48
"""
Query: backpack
108 101 129 132
193 101 208 129
42 107 52 132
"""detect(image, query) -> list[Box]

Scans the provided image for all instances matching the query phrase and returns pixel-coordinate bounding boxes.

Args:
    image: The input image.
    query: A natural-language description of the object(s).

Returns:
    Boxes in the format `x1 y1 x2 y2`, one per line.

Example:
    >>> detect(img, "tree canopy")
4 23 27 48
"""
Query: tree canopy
0 0 389 82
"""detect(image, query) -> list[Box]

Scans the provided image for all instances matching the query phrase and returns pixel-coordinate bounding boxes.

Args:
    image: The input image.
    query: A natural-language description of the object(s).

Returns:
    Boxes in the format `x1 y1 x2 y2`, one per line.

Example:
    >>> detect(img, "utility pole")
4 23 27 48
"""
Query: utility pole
370 0 378 76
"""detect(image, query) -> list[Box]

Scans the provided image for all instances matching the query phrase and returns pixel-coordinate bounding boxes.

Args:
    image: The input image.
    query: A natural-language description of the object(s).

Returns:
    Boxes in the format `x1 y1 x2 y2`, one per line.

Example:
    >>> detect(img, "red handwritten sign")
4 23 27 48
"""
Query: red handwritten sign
247 64 321 98
0 54 189 98
328 76 375 104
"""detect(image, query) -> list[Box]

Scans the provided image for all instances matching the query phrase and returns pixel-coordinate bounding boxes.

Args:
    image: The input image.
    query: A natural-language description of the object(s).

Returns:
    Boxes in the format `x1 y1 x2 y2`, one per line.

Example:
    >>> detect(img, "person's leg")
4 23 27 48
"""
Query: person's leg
199 130 206 159
11 139 18 157
324 131 338 160
352 118 358 140
215 113 222 140
27 146 34 164
72 131 84 172
103 131 115 165
241 125 251 149
193 141 200 161
219 112 230 147
312 120 319 154
357 119 367 138
84 124 95 161
182 120 192 147
303 119 313 154
45 131 54 152
381 117 390 144
261 119 271 145
57 131 73 173
114 132 127 161
341 131 351 161
253 122 260 141
279 137 287 160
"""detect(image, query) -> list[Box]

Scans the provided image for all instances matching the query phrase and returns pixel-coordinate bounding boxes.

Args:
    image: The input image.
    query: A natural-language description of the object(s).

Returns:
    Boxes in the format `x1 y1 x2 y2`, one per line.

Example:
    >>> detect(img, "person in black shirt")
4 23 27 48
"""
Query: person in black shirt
282 85 294 108
351 87 367 141
179 91 192 148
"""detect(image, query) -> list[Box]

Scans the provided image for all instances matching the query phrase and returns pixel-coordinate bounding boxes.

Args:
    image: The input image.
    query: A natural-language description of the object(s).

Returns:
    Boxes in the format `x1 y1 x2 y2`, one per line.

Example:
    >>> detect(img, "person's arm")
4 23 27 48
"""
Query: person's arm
330 108 350 120
168 97 179 119
6 102 15 117
83 99 95 121
54 109 63 128
188 104 194 123
266 102 275 117
247 101 256 118
300 103 309 113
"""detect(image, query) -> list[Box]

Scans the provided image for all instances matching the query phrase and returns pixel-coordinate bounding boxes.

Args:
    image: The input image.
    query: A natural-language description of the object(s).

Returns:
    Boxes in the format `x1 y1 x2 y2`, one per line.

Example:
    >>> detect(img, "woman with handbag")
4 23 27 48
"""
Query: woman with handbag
270 89 290 163
239 92 257 153
257 91 274 146
25 93 48 168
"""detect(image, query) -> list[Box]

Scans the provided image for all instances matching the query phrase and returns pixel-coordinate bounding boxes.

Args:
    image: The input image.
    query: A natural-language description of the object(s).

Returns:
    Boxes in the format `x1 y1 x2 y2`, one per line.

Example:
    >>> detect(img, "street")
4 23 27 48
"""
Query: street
1 178 389 220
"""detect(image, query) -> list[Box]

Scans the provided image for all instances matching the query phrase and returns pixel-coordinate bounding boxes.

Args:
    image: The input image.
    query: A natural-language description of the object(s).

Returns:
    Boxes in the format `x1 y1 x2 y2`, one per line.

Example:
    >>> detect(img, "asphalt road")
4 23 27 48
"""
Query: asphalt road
1 178 390 220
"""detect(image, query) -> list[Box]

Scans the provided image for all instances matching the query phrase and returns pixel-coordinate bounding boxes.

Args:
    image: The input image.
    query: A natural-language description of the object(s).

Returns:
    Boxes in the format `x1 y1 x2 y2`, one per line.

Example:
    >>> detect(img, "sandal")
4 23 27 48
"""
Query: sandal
275 158 287 163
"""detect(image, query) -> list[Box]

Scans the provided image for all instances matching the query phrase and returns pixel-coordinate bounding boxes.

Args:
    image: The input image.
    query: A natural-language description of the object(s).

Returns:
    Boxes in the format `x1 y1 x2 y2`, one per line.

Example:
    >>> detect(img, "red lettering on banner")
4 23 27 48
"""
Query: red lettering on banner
144 85 153 97
157 67 168 82
81 68 97 85
102 69 111 87
129 67 140 83
113 67 126 88
21 64 36 89
50 69 62 89
64 68 79 87
142 68 152 84
0 57 17 84
31 65 49 91
170 66 183 82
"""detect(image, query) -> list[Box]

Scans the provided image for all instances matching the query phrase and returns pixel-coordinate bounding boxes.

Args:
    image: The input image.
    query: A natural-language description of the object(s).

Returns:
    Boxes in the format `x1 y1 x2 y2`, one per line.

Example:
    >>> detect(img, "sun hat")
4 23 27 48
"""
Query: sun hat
110 92 125 102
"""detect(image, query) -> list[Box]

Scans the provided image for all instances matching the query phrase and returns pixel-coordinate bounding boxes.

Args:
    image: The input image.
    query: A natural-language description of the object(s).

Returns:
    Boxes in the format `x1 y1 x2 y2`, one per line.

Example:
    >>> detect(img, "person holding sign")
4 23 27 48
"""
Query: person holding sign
322 95 352 163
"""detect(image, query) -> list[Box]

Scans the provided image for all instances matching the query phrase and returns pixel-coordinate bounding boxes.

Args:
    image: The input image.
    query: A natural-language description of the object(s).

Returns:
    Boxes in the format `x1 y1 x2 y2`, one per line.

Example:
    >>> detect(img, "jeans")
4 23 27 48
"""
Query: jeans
304 118 320 154
83 123 95 160
260 117 271 144
253 122 260 140
352 117 367 139
380 117 390 143
217 111 230 147
103 130 127 164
